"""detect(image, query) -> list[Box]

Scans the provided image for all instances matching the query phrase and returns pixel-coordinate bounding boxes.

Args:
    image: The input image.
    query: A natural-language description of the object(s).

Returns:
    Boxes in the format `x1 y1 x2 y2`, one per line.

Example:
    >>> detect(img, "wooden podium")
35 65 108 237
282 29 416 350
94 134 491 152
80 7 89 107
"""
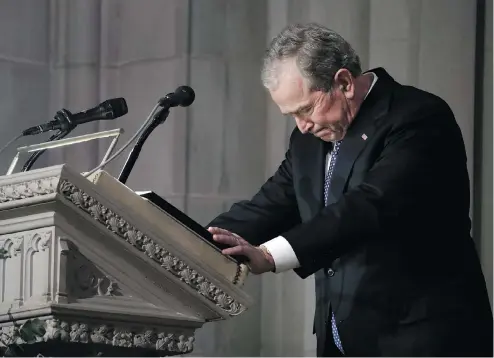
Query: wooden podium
0 164 252 356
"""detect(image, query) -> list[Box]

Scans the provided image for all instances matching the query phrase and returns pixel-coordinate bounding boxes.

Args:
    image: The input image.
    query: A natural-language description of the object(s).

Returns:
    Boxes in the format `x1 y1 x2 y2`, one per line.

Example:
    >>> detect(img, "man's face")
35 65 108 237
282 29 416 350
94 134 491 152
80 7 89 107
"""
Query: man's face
269 61 351 142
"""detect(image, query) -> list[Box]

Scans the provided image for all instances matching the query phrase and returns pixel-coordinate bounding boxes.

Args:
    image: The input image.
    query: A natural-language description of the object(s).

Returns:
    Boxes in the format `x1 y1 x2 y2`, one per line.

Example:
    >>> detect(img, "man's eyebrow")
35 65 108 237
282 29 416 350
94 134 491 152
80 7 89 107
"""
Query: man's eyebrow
282 104 311 116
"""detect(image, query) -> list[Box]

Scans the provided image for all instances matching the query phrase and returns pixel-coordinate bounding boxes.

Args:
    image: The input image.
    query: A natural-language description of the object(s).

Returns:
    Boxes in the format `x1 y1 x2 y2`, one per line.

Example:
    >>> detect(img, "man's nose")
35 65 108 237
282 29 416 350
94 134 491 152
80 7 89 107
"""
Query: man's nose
295 117 313 134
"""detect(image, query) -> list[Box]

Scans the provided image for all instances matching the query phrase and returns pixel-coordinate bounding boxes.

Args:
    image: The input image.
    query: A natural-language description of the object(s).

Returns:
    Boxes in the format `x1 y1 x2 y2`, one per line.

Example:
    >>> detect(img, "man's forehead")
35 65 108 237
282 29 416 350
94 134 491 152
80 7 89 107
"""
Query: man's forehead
269 61 311 113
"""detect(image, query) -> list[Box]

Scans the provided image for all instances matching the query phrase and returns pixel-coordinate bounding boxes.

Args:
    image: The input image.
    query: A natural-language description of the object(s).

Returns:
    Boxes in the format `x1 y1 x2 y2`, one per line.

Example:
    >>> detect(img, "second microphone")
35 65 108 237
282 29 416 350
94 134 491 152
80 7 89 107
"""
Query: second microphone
22 98 128 136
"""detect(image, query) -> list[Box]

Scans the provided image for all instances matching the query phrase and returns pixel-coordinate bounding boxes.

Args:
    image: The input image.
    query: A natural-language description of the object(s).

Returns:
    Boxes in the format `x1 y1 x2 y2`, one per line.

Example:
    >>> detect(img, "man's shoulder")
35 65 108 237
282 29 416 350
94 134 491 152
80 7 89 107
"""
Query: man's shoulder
382 80 457 135
391 82 451 115
371 68 453 117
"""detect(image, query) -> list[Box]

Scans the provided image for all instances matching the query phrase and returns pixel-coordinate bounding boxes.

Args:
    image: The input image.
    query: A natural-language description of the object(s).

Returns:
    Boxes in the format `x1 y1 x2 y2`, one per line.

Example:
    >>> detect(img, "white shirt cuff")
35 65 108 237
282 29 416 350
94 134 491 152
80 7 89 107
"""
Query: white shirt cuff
261 236 300 273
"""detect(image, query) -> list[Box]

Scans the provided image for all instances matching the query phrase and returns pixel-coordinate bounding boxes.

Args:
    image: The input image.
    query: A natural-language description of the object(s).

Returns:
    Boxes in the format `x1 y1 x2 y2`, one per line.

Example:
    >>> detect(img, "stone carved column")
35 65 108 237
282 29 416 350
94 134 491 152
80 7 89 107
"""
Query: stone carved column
45 0 103 171
0 0 51 171
479 0 492 304
186 1 267 355
409 0 476 190
96 0 191 210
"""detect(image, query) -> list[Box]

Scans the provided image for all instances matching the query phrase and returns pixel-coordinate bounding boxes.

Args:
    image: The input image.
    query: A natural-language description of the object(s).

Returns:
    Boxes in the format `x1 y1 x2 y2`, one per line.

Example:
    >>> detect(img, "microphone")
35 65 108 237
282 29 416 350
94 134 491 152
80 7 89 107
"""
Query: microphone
117 86 195 184
22 98 128 136
158 86 195 108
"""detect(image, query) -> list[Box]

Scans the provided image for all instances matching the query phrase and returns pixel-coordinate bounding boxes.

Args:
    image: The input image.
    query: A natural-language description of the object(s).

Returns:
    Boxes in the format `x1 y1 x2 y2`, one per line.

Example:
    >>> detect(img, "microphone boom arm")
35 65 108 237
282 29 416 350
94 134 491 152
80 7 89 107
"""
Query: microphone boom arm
117 108 170 184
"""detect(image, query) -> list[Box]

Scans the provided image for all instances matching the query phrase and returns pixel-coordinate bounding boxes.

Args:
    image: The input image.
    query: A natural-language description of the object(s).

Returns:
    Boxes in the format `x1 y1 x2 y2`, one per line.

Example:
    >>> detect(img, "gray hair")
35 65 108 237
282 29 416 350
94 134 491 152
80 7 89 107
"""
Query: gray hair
261 23 362 92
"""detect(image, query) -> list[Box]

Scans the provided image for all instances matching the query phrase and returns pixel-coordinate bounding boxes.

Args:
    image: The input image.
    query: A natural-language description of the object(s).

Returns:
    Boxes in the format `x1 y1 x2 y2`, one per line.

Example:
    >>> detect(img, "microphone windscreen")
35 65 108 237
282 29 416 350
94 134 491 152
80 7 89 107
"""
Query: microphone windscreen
102 98 129 119
174 86 195 107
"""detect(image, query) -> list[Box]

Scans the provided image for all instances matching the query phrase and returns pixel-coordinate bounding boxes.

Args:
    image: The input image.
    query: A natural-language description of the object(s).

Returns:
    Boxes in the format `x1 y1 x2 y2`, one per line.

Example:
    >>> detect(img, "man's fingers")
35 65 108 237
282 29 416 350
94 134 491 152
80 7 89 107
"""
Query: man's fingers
208 227 234 235
212 234 240 246
222 245 247 256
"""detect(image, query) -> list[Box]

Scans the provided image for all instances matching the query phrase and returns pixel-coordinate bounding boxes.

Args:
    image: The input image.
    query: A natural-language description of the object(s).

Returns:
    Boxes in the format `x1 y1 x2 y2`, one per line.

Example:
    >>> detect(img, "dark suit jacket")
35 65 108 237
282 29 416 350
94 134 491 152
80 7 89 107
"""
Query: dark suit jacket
208 68 493 356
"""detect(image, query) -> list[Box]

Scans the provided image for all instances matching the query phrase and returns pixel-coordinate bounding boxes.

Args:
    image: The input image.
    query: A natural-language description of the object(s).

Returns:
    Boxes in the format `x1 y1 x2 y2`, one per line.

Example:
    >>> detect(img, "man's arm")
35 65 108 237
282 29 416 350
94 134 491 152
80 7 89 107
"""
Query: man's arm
275 103 465 275
208 130 301 247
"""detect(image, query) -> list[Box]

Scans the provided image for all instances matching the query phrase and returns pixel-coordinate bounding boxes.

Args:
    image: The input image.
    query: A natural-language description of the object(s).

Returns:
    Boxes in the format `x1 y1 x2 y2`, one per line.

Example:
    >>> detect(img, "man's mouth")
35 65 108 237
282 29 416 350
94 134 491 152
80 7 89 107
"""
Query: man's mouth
314 129 329 137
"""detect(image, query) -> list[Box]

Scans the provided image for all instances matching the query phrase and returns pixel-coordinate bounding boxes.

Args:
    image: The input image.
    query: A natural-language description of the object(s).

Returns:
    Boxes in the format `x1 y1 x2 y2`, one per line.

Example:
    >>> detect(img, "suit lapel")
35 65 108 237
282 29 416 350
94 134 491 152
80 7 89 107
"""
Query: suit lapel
326 68 393 207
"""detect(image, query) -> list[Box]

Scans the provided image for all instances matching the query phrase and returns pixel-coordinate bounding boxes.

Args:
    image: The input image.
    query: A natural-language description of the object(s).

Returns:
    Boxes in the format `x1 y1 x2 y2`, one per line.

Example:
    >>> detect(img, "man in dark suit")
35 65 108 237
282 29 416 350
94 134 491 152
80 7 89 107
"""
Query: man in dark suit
207 23 493 356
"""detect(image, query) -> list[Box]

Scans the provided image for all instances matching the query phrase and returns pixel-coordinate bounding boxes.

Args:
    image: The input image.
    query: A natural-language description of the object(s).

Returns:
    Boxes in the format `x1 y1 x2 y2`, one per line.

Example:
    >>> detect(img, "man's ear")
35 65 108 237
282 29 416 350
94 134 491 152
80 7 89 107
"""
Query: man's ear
334 69 354 99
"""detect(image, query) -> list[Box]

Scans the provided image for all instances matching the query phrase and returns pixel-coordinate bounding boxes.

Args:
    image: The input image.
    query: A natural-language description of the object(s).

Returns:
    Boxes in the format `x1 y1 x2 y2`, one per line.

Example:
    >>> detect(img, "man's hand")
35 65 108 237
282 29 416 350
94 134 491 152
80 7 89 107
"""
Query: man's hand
207 227 275 274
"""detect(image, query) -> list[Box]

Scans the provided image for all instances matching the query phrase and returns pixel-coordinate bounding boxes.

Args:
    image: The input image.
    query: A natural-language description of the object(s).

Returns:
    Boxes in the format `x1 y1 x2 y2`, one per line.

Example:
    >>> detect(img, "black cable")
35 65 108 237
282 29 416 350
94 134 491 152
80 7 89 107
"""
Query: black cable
0 133 23 158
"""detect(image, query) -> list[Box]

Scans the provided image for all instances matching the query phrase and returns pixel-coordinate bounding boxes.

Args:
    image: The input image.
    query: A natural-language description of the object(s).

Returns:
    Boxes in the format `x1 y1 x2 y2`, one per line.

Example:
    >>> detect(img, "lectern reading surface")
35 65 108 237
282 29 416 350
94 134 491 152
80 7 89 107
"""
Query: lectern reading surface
137 190 248 264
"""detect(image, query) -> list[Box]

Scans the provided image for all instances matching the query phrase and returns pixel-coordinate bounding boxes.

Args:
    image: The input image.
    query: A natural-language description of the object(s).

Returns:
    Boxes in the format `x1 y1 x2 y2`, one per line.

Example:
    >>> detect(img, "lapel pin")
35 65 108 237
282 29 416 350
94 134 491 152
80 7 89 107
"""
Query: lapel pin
361 133 368 141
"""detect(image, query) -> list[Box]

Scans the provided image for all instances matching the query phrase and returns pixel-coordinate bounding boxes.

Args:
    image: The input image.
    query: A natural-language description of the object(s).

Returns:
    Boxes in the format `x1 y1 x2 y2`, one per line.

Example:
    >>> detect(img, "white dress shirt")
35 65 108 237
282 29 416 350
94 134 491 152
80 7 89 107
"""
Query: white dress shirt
262 73 378 273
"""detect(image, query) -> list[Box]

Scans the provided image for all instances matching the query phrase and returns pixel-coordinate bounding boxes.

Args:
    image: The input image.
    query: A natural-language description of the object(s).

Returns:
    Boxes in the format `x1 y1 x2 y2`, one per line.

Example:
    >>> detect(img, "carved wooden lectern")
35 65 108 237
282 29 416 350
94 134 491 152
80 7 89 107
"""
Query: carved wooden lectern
0 165 252 356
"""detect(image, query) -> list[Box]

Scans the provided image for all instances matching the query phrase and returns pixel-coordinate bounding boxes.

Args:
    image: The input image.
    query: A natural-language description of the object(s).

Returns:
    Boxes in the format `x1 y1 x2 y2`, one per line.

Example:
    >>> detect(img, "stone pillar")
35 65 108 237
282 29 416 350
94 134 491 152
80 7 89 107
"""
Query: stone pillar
96 0 190 210
0 0 50 171
186 0 267 355
414 0 477 193
479 0 493 304
46 0 103 171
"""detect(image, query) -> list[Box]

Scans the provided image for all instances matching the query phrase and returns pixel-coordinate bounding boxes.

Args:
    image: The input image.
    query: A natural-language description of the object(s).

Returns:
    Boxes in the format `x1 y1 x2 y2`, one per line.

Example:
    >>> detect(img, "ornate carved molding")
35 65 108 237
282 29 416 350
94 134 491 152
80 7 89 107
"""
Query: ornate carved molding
0 319 194 354
0 228 55 305
0 230 53 260
0 176 59 203
59 180 246 316
71 251 122 299
28 231 52 252
0 235 23 258
0 230 53 256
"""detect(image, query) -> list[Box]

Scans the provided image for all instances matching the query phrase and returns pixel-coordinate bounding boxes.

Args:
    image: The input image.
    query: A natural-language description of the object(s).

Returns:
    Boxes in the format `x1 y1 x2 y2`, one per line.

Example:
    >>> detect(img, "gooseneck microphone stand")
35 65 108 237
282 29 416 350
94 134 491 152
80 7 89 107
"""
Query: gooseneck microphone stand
117 107 170 184
21 109 76 172
117 85 195 184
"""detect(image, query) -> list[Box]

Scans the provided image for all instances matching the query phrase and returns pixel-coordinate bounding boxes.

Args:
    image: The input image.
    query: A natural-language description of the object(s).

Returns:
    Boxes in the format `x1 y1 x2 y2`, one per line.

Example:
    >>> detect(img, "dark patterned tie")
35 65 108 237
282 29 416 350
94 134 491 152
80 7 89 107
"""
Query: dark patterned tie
323 140 345 354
